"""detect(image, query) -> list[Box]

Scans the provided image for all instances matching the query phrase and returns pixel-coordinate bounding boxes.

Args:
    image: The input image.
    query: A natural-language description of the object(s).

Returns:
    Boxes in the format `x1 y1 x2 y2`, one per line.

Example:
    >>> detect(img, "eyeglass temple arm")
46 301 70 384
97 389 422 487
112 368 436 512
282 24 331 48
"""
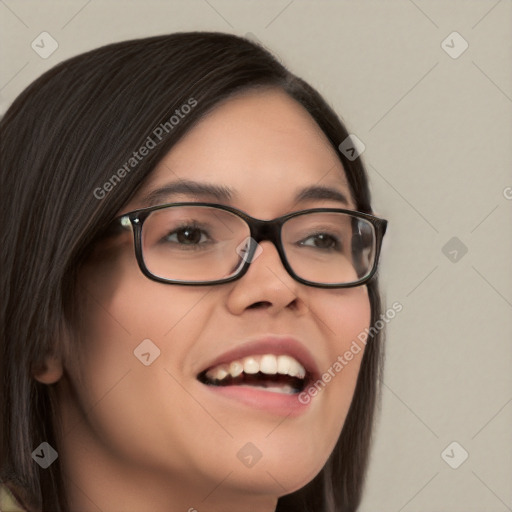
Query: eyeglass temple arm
100 214 134 239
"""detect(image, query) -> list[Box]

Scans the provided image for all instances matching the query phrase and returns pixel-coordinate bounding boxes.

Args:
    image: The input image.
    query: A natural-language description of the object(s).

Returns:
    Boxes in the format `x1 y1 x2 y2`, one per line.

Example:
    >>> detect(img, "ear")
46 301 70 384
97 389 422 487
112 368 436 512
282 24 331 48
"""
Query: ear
32 355 63 384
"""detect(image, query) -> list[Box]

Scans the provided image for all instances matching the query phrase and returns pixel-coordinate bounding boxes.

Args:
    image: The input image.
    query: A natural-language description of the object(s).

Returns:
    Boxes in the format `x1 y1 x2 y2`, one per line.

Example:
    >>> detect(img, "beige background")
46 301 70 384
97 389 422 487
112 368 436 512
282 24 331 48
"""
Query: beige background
1 1 511 510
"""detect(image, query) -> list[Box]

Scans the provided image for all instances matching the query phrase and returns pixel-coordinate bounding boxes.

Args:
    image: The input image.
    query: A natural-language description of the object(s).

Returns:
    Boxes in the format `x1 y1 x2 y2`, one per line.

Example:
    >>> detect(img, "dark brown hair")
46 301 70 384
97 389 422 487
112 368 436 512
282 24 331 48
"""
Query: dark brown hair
0 31 384 511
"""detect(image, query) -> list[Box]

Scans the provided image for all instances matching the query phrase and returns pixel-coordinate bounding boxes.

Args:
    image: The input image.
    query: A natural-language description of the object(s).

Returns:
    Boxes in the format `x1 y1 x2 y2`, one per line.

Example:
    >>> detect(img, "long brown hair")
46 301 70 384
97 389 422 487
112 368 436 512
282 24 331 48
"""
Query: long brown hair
0 31 384 511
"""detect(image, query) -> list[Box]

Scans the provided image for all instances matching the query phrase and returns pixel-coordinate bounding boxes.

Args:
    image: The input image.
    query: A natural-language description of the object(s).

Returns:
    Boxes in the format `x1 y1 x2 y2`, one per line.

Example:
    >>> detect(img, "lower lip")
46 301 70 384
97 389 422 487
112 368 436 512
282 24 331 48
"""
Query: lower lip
200 383 311 416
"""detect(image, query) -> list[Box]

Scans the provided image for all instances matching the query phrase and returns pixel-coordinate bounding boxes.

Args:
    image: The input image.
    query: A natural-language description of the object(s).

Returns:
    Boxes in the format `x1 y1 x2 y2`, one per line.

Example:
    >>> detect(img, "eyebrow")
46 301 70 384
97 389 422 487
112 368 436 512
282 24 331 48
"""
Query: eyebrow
139 179 351 208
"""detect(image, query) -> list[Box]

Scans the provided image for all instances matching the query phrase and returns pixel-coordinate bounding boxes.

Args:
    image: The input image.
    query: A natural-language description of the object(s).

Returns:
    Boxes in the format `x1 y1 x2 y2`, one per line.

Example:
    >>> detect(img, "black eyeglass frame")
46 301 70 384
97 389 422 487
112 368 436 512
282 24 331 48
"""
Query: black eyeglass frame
114 202 388 288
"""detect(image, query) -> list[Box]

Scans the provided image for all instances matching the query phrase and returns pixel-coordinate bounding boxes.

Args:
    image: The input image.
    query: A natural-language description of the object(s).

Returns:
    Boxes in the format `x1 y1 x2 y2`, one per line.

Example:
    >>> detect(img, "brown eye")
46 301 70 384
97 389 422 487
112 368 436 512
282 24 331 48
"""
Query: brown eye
299 232 342 251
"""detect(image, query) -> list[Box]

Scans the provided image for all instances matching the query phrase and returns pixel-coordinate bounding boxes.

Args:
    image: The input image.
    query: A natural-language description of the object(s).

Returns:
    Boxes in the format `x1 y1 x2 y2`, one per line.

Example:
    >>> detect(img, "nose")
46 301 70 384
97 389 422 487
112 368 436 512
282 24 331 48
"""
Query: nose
225 238 308 315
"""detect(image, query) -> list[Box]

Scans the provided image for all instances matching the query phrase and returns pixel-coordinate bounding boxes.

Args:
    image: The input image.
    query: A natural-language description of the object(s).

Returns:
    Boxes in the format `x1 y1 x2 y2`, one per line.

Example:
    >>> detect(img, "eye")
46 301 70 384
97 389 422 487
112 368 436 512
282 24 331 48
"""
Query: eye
161 223 212 248
299 232 342 251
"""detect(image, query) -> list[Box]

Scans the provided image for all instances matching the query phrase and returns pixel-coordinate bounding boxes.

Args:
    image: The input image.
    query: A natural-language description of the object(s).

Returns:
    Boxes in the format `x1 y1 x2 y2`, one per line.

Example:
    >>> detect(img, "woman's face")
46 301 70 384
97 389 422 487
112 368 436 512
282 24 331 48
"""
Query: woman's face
54 88 371 510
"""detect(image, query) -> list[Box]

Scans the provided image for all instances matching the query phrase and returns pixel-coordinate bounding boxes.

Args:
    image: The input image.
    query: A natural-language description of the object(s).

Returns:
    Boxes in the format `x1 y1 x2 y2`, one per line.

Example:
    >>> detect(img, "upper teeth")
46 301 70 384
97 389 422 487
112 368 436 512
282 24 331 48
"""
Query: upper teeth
205 354 306 382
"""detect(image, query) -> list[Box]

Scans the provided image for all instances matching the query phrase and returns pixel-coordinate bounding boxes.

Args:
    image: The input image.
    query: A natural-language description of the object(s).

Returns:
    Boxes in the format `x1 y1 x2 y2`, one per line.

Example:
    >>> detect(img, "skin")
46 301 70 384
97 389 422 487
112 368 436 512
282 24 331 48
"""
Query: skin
35 88 371 512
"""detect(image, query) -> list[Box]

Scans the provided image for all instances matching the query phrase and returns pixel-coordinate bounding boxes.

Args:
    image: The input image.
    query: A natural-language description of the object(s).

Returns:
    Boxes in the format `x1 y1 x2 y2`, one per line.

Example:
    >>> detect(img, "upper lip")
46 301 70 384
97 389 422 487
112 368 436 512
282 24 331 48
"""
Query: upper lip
197 335 320 381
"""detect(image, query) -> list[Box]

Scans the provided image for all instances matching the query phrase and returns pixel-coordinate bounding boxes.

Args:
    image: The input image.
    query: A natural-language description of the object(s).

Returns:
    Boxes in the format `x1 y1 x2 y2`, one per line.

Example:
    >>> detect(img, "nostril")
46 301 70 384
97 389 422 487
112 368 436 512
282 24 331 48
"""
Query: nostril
248 301 271 309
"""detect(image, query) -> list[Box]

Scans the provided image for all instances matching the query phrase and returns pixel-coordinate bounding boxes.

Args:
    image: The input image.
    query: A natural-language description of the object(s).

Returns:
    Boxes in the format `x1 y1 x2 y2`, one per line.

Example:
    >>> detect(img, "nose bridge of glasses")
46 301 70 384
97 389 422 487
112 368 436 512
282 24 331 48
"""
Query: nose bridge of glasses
249 218 283 252
237 218 293 278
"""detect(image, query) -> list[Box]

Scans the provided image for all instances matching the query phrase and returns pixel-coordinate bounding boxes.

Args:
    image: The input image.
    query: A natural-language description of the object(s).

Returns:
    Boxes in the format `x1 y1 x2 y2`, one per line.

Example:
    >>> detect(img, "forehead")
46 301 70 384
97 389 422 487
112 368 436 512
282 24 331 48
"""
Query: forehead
131 88 354 214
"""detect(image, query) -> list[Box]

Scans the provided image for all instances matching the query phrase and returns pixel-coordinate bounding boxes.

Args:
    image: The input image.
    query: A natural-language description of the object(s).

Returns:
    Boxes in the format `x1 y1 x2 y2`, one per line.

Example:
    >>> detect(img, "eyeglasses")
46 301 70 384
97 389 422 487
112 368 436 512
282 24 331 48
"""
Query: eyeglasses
113 202 387 288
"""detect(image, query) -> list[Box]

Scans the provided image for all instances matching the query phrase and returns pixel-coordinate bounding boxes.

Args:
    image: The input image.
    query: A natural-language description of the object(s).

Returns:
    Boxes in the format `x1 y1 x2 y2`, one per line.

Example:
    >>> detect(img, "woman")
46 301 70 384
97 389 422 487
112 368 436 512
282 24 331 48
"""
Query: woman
0 32 387 511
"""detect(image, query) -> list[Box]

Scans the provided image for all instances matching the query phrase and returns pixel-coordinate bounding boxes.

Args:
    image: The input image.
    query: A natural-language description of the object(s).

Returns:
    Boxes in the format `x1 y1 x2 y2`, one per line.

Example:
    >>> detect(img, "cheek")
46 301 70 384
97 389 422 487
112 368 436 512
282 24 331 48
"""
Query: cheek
317 285 372 354
71 253 211 401
63 258 217 472
76 244 210 357
306 286 372 438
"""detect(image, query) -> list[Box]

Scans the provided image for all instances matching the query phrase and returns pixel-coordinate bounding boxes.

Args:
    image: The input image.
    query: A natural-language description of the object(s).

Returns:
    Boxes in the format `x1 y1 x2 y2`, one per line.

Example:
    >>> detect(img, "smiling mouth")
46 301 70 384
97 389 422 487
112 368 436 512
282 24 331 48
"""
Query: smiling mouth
197 354 310 395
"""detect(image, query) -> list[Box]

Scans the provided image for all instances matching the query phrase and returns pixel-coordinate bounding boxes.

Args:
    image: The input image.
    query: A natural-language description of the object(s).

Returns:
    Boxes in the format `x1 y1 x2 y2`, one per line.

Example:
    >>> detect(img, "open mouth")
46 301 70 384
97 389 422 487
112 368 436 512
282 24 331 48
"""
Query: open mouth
197 354 310 395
